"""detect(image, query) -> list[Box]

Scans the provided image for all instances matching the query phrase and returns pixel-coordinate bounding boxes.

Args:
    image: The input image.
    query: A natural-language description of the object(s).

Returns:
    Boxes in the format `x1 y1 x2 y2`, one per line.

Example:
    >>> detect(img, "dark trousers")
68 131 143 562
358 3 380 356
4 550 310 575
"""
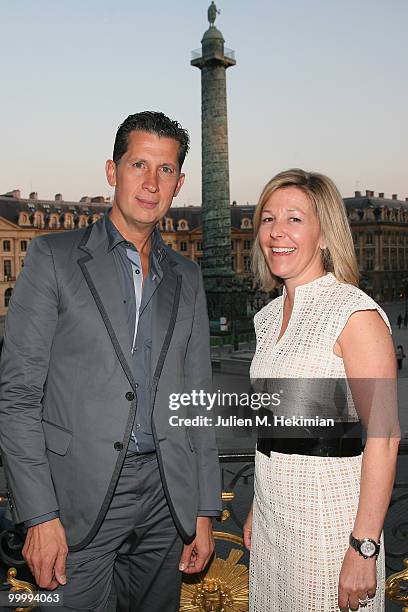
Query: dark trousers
41 453 183 612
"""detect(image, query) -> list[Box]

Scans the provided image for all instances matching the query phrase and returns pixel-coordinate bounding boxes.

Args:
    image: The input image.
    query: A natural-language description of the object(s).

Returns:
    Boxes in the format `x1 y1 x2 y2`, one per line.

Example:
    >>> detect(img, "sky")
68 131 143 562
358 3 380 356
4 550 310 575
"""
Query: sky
1 0 407 206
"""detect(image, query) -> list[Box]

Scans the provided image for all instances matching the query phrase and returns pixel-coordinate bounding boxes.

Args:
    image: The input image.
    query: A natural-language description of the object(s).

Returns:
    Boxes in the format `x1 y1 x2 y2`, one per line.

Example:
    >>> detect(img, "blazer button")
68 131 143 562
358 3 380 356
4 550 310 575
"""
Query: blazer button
125 391 135 401
114 441 123 451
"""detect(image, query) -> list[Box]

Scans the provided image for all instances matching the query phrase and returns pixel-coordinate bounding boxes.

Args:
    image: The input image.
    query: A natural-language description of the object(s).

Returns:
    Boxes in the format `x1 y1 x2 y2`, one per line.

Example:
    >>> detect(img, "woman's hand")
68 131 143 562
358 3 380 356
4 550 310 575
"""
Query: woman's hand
338 547 377 611
243 505 253 550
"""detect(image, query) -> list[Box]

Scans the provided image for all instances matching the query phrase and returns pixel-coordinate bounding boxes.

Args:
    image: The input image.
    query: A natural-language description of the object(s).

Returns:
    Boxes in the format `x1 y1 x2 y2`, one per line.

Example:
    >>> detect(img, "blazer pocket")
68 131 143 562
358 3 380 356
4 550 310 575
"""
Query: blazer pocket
42 420 73 456
185 427 196 452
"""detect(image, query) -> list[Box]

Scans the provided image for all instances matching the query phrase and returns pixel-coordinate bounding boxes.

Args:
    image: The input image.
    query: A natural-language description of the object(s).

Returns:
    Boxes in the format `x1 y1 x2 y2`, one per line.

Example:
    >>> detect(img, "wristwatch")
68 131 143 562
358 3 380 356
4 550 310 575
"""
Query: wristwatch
349 533 380 559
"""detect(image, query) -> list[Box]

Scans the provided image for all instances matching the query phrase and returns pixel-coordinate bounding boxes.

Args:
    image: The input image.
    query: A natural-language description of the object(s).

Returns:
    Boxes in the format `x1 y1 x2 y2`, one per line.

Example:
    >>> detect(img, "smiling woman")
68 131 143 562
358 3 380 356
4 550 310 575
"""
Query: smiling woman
251 168 358 293
245 168 399 612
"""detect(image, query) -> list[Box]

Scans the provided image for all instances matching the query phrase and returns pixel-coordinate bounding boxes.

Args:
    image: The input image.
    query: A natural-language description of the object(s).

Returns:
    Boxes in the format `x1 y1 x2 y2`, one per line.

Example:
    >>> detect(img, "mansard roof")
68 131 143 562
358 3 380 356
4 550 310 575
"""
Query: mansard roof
0 195 256 230
344 195 408 210
0 195 109 226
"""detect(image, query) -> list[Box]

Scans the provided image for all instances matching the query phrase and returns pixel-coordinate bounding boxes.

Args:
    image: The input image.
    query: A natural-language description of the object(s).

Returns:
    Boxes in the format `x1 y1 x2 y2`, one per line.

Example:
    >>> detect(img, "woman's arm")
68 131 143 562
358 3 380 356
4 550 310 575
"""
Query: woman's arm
336 309 400 610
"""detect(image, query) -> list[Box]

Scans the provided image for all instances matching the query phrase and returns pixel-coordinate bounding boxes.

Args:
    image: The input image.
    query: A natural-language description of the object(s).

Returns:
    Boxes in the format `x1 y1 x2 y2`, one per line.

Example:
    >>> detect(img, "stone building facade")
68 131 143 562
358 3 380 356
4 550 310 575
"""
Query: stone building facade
0 192 255 317
0 191 108 317
0 188 407 316
345 190 408 301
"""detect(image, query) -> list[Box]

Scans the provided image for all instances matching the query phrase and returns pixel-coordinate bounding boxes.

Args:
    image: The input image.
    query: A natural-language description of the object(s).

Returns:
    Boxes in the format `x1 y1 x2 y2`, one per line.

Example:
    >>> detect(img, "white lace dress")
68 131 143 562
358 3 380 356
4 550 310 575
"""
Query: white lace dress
249 273 389 612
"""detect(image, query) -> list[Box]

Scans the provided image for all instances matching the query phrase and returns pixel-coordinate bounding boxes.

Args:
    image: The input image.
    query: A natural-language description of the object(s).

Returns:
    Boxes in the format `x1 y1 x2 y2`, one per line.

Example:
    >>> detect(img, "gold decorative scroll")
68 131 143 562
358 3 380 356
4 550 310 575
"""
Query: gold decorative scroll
180 531 249 612
386 558 408 611
7 567 37 612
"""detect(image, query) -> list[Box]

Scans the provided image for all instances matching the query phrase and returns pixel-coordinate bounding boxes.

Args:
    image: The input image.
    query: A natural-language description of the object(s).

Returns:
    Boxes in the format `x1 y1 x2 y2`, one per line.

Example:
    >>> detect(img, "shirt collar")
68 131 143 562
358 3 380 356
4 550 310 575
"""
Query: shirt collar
105 213 125 251
105 211 166 274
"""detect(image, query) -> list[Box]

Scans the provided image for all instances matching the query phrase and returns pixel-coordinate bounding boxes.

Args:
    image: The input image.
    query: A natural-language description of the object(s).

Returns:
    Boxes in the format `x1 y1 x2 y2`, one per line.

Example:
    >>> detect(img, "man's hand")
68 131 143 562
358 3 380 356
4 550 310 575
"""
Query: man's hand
23 518 68 589
178 517 214 574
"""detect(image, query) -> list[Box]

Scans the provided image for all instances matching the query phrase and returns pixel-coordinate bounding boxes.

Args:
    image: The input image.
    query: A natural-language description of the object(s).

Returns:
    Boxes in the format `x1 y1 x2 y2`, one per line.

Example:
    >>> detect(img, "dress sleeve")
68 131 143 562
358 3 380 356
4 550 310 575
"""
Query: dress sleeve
332 290 392 346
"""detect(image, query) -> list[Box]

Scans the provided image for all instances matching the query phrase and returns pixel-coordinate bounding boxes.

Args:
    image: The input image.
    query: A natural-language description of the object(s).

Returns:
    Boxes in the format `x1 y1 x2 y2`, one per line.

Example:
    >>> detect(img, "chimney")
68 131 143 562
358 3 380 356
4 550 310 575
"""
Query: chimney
365 190 371 197
55 193 63 201
378 192 384 198
392 194 398 200
355 191 361 198
29 191 38 200
5 189 21 199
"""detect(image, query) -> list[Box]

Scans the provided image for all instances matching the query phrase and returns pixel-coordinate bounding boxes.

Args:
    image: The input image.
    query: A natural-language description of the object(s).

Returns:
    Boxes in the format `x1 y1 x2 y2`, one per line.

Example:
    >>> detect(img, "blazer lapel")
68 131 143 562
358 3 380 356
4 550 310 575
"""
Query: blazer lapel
151 256 182 386
77 221 136 389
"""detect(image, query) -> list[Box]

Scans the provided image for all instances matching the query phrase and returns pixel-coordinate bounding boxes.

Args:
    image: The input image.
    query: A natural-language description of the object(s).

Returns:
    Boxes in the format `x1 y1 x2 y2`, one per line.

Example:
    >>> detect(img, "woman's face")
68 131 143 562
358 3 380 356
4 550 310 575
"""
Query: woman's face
258 186 326 285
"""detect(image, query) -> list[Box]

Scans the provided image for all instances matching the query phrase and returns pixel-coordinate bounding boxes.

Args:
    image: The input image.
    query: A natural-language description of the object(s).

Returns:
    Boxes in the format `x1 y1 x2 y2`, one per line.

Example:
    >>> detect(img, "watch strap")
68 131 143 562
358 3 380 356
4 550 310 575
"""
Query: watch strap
349 533 380 558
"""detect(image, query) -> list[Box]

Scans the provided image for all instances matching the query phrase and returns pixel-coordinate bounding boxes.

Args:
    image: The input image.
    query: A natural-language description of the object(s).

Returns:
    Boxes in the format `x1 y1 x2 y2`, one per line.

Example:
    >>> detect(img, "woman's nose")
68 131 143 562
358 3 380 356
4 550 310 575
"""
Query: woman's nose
270 220 285 238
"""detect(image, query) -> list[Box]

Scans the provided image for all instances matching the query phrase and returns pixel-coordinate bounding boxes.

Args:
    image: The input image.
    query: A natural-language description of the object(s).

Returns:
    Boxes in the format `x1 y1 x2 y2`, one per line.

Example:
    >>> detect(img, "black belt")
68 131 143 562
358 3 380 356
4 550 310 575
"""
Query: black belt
257 437 362 457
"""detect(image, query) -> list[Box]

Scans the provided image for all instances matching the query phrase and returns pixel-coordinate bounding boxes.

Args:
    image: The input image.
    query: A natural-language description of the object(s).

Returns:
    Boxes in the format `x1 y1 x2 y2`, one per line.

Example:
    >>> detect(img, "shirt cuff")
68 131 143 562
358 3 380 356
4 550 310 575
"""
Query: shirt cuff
24 511 60 528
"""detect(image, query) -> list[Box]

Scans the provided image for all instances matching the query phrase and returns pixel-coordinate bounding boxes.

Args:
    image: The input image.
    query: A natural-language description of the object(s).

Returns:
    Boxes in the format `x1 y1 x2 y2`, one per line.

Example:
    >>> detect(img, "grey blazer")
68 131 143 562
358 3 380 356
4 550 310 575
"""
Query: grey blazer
0 219 222 550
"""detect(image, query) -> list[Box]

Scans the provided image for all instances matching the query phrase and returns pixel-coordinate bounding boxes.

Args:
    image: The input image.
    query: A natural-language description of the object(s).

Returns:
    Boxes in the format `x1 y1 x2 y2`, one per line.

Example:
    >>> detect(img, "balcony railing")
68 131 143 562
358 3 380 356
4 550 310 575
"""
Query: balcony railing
191 47 235 62
1 445 407 610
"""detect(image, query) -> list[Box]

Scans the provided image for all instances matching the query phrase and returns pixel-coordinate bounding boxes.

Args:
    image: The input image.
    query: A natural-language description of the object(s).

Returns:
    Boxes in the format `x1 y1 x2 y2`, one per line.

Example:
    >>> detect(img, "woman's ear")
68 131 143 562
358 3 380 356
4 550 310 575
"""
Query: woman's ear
319 235 327 251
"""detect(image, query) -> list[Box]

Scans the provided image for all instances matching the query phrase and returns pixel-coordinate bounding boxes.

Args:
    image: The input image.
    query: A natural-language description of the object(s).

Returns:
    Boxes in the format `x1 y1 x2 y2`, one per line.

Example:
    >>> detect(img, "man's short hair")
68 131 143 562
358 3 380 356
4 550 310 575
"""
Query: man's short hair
113 111 190 170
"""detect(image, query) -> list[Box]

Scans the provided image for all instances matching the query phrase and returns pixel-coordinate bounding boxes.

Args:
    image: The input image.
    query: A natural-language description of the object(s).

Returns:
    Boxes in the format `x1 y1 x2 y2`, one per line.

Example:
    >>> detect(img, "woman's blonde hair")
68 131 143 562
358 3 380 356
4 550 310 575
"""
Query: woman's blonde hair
251 168 359 292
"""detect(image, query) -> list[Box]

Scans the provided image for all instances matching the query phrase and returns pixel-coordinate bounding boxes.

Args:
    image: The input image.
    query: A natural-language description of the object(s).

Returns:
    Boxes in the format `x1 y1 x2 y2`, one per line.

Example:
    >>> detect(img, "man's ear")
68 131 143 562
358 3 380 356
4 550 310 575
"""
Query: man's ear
174 173 185 197
105 160 117 187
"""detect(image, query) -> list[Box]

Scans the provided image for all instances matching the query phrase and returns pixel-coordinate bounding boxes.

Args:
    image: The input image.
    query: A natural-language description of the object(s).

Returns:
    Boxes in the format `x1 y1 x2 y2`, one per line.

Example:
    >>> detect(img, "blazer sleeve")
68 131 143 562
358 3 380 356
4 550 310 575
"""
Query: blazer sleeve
0 237 60 524
184 269 222 515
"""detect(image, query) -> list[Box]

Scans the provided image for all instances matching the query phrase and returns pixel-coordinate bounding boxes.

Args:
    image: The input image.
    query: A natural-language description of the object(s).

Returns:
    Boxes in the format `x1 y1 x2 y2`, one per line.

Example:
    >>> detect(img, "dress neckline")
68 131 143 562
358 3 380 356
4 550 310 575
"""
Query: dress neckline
276 273 335 347
281 272 335 300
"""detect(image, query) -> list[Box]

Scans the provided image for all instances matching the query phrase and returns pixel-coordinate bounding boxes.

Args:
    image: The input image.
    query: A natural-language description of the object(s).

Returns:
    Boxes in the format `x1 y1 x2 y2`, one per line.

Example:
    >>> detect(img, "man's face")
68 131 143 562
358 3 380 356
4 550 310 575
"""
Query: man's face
106 130 185 230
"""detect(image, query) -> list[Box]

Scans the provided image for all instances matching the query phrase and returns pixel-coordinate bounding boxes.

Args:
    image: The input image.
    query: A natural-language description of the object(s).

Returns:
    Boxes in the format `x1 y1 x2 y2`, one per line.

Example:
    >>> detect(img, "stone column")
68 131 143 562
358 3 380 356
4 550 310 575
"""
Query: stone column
191 25 236 294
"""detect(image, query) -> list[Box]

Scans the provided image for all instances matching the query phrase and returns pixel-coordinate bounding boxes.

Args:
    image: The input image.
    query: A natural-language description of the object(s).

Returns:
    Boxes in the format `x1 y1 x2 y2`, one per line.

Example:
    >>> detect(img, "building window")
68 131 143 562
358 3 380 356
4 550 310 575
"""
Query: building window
180 242 188 252
231 256 236 271
244 256 251 272
4 287 12 307
20 240 28 252
197 257 203 267
167 243 173 249
178 219 189 231
244 240 252 251
231 240 235 251
3 240 11 252
4 260 12 279
366 234 373 245
64 214 74 229
49 214 60 229
196 241 203 252
21 258 25 268
33 212 45 228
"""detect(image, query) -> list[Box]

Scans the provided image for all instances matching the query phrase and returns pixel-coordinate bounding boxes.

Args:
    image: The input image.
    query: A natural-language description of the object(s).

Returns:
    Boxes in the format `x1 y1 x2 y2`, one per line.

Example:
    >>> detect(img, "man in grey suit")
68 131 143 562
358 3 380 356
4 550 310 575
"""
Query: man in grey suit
0 111 222 611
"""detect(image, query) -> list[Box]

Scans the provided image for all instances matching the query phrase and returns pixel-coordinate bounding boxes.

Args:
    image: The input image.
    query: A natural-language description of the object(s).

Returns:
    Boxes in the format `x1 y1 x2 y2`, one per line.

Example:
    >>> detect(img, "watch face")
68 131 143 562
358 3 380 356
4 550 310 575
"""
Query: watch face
360 540 376 557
